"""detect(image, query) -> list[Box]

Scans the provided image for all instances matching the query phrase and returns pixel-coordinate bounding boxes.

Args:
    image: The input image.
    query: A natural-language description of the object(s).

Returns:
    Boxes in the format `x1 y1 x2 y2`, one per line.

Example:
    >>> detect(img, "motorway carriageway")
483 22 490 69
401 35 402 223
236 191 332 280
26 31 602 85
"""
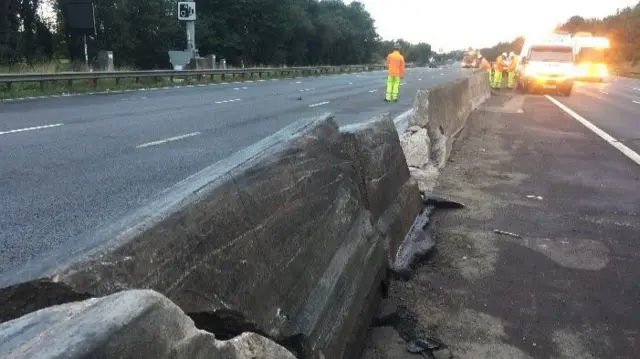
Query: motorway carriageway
547 76 640 161
0 66 470 274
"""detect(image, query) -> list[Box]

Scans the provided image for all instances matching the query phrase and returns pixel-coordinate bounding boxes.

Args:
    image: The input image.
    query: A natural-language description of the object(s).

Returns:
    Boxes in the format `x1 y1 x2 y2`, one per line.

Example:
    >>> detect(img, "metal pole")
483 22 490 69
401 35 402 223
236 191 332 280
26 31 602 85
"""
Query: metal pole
186 21 196 57
83 34 89 66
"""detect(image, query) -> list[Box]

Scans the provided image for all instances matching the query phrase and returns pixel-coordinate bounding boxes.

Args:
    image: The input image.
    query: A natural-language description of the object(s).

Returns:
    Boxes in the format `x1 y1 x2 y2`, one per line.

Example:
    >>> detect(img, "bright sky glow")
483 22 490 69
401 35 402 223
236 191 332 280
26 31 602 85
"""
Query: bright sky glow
355 0 639 52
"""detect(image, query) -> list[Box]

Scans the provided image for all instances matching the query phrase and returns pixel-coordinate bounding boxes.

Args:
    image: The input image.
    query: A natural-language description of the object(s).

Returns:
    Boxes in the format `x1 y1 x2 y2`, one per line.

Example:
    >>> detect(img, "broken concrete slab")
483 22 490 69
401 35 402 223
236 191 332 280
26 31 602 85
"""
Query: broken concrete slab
400 127 431 168
1 113 422 359
341 116 423 268
0 289 297 359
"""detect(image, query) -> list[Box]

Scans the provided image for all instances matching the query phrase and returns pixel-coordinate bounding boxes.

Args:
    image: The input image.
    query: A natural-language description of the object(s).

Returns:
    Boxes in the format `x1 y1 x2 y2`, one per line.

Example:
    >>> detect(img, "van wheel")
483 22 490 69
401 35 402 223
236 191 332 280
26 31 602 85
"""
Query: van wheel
559 85 572 96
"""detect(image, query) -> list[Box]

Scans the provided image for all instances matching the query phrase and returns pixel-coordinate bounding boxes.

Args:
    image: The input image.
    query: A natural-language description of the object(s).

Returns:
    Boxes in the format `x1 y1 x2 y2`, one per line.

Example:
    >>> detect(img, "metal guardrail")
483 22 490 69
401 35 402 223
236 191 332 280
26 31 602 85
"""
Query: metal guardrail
0 65 386 92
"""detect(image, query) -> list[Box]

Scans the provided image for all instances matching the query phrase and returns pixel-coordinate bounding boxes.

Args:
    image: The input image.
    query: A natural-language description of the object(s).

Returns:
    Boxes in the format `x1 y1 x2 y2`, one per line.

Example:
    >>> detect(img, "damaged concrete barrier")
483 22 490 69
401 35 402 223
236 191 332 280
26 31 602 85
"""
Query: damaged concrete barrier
0 289 297 359
400 69 490 192
0 114 421 359
393 70 490 274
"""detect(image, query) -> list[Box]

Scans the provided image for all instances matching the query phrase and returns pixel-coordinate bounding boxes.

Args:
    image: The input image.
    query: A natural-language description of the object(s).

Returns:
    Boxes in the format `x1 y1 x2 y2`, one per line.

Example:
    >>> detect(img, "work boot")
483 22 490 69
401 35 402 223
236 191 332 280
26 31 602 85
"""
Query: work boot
393 98 399 102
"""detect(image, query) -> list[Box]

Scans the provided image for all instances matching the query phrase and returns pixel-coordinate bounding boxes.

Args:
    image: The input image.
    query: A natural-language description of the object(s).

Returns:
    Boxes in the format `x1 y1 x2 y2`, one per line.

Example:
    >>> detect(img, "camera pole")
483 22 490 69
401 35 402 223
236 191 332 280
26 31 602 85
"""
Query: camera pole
186 20 196 57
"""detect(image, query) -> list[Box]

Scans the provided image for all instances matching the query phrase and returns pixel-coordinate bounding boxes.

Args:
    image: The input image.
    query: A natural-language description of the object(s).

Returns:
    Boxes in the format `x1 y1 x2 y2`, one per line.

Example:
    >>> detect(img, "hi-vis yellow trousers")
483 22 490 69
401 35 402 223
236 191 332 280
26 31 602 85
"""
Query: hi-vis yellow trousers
386 75 401 101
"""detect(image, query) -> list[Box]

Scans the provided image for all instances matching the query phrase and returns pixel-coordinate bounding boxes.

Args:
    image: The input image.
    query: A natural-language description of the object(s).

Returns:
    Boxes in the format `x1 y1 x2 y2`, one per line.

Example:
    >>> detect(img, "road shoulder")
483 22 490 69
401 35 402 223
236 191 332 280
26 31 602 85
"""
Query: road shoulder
362 92 640 358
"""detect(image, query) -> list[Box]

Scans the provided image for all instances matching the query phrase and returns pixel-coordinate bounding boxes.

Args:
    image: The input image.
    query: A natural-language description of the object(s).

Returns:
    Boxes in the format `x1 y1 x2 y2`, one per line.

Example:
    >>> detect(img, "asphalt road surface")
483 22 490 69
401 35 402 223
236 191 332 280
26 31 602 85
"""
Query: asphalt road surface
361 80 640 358
0 66 471 275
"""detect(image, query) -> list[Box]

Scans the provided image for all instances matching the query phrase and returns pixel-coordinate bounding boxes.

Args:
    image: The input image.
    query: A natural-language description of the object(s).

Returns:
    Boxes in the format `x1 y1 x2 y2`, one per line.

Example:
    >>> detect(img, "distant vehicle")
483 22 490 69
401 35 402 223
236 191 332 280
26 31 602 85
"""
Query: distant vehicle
517 33 575 96
462 49 479 68
572 33 610 82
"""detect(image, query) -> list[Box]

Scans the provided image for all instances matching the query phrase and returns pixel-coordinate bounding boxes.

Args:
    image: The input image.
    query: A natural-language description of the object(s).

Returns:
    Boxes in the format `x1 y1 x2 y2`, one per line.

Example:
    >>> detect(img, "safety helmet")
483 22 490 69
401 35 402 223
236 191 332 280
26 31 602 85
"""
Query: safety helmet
509 51 515 57
502 52 507 57
477 53 482 58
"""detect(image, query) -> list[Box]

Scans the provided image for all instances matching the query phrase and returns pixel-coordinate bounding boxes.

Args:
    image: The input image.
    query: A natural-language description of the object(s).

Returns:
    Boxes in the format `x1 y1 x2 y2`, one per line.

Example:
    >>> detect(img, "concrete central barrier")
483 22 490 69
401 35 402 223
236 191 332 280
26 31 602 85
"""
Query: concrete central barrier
0 69 491 359
1 114 421 359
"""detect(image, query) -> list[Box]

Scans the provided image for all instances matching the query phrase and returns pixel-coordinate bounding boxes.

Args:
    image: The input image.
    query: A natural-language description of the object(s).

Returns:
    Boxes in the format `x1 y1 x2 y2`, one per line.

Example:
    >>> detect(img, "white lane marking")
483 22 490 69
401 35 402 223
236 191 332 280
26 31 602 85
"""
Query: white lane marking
599 90 609 95
369 89 378 93
349 82 354 85
309 101 330 108
295 81 302 84
546 95 640 166
214 98 241 104
633 100 640 105
0 123 64 135
419 78 423 81
136 132 201 149
233 88 240 90
633 88 639 91
299 88 315 92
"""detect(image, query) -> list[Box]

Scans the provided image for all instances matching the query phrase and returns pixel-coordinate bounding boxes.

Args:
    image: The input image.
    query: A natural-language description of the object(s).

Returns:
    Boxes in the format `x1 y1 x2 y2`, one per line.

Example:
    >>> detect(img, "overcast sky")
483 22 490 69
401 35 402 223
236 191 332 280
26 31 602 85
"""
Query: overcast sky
354 0 639 52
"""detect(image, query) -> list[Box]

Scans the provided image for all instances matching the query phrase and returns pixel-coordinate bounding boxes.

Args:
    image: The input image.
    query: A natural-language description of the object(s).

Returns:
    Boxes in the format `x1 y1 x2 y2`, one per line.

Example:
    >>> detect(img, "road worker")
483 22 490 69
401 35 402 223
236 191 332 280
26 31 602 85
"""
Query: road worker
479 53 491 81
385 44 405 102
507 52 519 89
492 52 506 89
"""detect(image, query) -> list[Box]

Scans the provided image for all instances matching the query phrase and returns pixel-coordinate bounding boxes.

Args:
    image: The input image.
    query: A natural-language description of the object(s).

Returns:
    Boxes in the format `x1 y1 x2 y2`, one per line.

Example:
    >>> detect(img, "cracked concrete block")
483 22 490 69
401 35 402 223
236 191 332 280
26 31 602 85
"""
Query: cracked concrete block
1 113 421 359
0 289 296 359
400 127 431 169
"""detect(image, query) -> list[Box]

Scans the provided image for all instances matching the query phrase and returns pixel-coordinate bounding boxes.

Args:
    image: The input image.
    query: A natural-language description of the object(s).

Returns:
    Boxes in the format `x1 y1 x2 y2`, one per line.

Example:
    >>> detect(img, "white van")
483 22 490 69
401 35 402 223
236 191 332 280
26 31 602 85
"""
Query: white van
517 33 575 96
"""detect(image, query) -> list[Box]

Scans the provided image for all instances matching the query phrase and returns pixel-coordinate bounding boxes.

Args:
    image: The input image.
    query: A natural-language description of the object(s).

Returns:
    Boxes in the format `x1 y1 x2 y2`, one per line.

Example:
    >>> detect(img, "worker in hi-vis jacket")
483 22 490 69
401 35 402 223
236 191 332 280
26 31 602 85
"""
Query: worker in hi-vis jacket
385 44 405 102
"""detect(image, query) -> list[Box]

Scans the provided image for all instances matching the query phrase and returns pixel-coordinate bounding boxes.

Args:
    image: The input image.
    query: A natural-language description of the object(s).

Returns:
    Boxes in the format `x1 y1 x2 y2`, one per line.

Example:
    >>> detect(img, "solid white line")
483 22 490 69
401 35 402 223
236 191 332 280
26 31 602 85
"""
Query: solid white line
136 132 201 149
309 101 330 108
545 95 640 166
0 123 63 135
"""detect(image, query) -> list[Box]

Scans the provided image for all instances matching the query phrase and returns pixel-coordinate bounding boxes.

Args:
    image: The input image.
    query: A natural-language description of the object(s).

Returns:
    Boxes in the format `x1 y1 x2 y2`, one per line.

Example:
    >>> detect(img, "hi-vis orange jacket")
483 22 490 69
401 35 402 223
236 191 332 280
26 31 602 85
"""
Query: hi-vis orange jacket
387 51 405 77
495 55 505 71
480 58 491 70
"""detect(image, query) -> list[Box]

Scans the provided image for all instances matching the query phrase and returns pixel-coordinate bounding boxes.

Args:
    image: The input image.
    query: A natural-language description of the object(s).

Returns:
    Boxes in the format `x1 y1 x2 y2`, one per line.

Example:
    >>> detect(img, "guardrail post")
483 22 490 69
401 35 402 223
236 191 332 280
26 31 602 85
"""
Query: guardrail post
40 81 45 92
135 77 140 84
115 78 120 86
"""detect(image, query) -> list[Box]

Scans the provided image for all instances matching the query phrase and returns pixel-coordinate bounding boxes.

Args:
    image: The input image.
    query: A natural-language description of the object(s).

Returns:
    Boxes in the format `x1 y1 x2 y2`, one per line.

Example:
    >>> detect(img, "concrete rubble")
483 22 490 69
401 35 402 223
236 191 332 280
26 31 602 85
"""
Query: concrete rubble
0 289 297 359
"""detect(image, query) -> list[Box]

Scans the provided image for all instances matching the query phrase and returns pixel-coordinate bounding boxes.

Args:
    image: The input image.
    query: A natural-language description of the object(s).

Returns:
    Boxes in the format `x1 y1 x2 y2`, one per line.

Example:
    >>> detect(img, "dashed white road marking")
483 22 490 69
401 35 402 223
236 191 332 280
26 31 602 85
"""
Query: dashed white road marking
299 88 314 92
214 98 241 104
599 90 609 95
0 123 64 135
309 101 330 108
633 100 640 105
369 89 378 93
295 81 302 84
136 132 201 149
546 95 640 166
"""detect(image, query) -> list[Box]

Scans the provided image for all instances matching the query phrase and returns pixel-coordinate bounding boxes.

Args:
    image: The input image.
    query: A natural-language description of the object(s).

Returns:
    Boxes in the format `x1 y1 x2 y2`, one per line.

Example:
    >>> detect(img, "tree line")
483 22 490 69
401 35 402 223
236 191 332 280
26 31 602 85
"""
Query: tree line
556 3 640 65
0 0 433 70
477 2 640 64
